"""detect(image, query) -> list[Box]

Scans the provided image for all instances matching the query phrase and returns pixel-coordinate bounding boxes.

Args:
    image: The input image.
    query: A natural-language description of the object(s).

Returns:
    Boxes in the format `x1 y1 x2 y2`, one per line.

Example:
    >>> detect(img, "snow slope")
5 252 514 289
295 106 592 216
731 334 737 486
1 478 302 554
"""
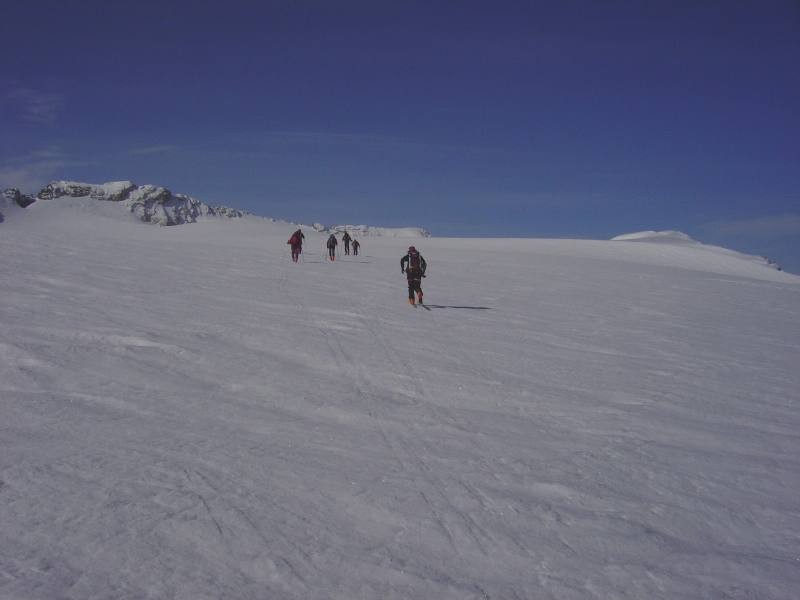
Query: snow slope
1 203 799 599
611 230 784 272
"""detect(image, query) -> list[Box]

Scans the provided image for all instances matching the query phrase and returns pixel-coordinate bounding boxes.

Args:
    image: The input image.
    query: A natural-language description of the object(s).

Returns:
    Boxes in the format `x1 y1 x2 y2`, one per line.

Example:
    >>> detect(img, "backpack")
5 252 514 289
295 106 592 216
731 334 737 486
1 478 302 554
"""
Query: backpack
288 233 299 245
408 251 421 270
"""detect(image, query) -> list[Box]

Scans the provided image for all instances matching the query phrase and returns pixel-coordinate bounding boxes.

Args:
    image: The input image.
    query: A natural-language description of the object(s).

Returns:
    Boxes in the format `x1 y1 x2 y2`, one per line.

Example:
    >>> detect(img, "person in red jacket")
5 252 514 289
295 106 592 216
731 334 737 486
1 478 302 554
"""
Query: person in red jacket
400 246 427 305
287 229 304 262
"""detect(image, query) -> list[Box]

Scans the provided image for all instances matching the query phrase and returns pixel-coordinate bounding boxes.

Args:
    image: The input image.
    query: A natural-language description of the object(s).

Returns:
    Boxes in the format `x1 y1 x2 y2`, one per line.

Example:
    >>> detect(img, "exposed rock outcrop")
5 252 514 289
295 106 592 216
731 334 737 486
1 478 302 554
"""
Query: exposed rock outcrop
32 180 245 226
3 188 37 208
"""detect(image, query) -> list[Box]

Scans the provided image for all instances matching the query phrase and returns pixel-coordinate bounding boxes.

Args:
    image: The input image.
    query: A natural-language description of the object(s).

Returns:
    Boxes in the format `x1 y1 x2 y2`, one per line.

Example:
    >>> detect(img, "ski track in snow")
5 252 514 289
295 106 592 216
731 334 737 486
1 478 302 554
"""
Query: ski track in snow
1 203 799 599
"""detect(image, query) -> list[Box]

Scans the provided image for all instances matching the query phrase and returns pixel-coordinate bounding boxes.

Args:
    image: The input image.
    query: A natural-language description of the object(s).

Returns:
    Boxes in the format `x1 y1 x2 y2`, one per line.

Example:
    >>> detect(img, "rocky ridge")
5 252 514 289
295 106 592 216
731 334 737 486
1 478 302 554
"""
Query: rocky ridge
2 180 245 226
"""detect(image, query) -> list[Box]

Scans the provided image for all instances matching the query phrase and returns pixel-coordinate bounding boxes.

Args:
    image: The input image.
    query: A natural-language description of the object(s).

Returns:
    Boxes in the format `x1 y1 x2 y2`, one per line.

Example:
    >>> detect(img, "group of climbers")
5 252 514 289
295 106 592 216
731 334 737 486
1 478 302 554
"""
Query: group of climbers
287 229 427 305
324 230 361 260
323 231 361 260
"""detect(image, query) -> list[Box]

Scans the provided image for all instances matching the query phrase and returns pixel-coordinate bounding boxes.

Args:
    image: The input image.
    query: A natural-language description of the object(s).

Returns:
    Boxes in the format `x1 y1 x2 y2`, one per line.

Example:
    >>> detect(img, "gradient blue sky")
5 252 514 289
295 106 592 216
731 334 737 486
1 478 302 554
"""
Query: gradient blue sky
2 1 799 271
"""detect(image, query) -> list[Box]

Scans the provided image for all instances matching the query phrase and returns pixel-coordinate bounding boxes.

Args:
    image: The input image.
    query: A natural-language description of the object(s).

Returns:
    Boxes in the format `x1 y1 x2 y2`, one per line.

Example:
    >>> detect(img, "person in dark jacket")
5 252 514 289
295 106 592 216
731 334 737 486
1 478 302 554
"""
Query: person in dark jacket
287 229 304 263
400 245 427 305
326 233 338 261
352 239 360 256
342 231 352 255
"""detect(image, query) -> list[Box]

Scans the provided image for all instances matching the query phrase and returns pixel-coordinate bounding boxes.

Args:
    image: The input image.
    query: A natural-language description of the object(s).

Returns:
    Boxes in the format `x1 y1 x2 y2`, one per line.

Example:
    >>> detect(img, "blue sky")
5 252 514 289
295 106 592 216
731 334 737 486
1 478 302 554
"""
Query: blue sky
2 1 799 271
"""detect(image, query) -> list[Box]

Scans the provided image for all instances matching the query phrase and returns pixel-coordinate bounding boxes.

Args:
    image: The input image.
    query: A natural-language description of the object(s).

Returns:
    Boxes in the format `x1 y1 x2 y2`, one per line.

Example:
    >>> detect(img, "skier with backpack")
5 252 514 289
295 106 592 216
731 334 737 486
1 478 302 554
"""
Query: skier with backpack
326 233 338 261
342 231 352 255
287 229 304 263
400 245 427 305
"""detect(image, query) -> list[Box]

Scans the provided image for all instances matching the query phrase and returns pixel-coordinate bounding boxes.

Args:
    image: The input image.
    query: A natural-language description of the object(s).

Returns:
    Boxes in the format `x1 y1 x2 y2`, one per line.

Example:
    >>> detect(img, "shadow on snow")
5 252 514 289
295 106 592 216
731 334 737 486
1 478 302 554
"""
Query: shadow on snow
424 304 491 310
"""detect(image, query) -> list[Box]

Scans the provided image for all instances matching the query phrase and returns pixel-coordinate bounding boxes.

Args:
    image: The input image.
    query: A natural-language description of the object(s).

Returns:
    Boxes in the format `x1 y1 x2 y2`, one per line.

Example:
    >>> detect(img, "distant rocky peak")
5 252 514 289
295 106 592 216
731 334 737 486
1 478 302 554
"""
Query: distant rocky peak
31 180 245 226
37 180 138 202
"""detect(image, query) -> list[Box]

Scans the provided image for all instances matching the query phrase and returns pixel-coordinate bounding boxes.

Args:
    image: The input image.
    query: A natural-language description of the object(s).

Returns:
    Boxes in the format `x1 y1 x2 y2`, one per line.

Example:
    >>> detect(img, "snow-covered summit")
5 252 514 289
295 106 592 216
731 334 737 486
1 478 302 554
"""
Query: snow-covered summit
30 180 246 226
612 230 783 271
611 230 697 244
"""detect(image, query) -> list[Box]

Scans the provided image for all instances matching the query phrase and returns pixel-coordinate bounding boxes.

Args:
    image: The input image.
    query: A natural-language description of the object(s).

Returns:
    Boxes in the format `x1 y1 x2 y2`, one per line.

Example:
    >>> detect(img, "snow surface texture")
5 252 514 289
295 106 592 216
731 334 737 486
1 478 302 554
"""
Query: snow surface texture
1 202 799 599
34 180 246 226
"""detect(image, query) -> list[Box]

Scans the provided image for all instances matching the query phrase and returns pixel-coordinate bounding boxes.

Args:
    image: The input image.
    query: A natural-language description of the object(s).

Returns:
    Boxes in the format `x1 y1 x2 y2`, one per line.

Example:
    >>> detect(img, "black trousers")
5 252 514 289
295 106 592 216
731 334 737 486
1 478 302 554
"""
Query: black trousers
407 277 423 300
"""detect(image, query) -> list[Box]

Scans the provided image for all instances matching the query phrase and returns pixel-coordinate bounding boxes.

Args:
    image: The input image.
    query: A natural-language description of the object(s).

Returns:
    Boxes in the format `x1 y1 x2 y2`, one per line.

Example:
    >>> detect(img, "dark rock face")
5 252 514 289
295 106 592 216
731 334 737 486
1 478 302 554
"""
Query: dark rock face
35 181 138 202
37 182 93 200
89 182 137 201
124 185 244 225
2 188 36 208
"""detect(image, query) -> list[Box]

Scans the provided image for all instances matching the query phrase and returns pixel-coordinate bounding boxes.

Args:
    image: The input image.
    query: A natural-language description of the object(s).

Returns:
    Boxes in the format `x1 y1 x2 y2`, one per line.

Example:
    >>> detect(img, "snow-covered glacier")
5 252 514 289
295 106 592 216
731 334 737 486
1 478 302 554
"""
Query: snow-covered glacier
1 200 798 599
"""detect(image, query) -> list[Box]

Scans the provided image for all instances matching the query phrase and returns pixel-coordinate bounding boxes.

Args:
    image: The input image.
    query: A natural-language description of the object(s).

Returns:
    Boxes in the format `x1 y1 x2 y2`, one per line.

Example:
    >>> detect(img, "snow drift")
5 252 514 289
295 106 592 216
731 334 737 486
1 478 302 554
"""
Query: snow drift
612 230 783 271
611 229 697 244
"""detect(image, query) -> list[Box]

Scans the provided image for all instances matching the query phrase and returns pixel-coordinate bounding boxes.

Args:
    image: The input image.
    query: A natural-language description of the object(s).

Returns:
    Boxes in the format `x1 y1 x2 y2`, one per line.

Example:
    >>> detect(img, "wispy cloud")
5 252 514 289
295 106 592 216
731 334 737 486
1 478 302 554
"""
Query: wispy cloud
4 87 64 124
0 162 63 192
0 148 92 193
143 131 495 163
129 145 177 156
702 214 800 238
12 146 65 162
256 130 495 154
262 130 404 144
